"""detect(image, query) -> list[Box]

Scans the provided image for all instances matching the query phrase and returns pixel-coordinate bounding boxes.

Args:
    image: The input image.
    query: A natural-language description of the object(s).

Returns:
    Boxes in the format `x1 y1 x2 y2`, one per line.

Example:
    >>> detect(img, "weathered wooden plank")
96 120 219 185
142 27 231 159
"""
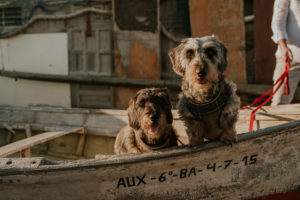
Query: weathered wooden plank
0 121 299 200
84 135 115 156
1 69 300 99
238 113 298 121
239 104 300 115
76 133 87 156
3 123 15 134
3 123 15 143
0 70 181 88
1 104 300 139
236 120 288 134
0 127 84 158
0 106 128 137
72 83 114 109
20 149 31 158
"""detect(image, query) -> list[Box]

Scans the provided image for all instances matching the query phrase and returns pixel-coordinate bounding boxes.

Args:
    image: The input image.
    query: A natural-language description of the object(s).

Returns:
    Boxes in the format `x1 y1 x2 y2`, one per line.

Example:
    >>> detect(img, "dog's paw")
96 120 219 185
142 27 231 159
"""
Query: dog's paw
189 137 205 146
128 147 141 154
220 131 238 146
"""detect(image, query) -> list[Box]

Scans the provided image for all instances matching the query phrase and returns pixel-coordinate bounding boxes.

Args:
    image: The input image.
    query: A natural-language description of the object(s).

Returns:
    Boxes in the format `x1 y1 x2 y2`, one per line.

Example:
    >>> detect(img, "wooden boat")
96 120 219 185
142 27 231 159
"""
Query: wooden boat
0 104 300 199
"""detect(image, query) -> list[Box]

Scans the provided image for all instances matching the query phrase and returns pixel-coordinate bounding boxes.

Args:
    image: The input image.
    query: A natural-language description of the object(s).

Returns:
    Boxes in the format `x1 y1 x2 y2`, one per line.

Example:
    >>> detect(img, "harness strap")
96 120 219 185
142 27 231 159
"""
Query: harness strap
134 130 172 151
184 86 228 118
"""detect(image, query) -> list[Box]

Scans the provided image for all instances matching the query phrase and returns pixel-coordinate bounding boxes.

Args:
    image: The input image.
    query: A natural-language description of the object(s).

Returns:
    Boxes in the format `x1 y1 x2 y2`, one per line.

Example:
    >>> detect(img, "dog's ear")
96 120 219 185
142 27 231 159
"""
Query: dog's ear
168 39 187 76
218 41 228 72
159 88 173 124
166 110 173 124
127 96 140 130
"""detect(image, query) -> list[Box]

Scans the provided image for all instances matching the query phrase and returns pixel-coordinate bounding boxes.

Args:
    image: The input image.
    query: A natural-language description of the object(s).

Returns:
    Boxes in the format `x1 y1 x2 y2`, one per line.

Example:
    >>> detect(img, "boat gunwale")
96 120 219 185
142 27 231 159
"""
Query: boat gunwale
1 120 300 176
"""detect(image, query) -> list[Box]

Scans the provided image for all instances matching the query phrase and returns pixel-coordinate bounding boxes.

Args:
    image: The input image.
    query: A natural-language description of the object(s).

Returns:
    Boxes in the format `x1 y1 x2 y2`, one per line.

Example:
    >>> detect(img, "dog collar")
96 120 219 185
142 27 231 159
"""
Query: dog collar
184 87 227 118
134 130 171 151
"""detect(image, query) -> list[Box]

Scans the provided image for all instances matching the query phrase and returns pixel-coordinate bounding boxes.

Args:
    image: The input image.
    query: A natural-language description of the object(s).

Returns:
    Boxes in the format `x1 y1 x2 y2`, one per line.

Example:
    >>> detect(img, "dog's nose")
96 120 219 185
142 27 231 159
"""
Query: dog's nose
150 112 160 122
196 67 207 77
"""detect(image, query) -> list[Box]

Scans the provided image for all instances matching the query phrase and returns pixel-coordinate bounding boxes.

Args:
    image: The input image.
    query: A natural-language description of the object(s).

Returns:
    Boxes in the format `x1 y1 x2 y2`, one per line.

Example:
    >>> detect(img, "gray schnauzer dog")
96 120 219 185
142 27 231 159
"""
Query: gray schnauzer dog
168 36 240 145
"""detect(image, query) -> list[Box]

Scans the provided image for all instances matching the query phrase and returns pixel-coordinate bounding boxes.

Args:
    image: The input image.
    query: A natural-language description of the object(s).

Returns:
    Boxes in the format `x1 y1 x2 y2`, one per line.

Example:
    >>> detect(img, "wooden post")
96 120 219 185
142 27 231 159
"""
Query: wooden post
21 124 32 157
256 120 261 130
3 123 15 144
76 128 86 156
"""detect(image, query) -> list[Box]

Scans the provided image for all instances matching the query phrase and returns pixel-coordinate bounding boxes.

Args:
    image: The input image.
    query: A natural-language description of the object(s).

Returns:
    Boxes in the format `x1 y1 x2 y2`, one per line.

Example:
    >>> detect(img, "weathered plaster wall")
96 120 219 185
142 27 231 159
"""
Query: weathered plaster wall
254 0 277 84
114 31 160 79
113 0 160 109
0 77 70 107
0 33 70 107
189 0 246 84
129 40 159 79
114 31 160 109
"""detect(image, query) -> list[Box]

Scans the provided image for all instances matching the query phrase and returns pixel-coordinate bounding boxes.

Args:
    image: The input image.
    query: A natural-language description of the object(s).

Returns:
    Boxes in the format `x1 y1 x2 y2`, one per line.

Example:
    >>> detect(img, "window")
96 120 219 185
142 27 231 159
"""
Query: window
69 29 112 75
69 28 114 109
0 7 22 27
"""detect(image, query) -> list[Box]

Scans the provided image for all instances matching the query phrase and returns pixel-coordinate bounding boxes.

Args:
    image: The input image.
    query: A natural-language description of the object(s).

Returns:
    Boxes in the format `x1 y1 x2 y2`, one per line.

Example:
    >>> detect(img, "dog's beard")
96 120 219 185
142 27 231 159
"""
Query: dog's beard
182 74 223 103
137 127 169 146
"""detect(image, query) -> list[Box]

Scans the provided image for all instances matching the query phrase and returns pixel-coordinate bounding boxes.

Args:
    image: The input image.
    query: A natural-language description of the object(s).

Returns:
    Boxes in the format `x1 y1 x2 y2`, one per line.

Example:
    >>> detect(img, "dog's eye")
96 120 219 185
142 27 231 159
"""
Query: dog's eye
186 49 194 59
205 48 217 60
139 99 145 107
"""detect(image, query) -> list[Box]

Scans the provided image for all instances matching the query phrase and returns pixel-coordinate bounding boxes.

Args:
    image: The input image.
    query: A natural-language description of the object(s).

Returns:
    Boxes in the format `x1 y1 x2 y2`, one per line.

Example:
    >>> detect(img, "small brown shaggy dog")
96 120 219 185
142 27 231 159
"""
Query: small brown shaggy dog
114 88 178 154
168 36 240 145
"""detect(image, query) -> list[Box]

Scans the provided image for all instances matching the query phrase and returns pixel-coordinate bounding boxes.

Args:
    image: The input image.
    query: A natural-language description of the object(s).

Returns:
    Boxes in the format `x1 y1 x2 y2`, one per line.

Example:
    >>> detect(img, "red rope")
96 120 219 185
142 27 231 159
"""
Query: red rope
241 57 291 132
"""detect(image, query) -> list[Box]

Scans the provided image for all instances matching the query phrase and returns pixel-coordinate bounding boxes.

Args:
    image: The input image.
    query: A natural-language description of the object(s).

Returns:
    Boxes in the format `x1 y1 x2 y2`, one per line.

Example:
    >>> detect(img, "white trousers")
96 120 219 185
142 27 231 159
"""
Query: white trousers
271 57 300 105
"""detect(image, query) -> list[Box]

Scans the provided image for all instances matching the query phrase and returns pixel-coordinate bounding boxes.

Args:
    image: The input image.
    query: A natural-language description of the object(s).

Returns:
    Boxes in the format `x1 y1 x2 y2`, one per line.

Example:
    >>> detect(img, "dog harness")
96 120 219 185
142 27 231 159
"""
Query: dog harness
134 130 172 152
184 87 228 119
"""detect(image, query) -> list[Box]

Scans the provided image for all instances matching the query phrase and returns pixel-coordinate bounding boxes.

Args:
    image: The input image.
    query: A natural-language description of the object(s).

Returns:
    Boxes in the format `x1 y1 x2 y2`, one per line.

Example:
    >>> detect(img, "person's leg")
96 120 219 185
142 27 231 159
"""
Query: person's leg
271 58 286 105
280 62 300 103
271 59 300 105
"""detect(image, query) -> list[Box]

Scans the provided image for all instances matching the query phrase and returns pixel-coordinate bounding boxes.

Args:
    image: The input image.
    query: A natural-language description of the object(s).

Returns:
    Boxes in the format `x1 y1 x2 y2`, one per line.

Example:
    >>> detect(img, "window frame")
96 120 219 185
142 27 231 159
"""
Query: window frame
0 7 22 27
68 27 113 76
